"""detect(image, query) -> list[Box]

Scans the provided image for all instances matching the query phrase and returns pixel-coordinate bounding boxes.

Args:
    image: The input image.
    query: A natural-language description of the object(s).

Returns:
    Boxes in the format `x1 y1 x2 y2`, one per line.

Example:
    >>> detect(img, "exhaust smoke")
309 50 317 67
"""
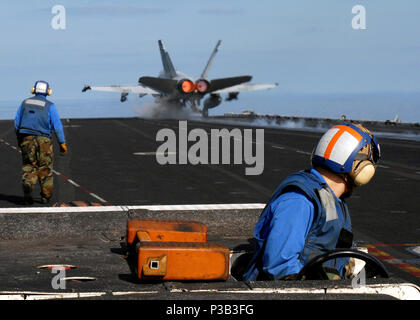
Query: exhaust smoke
131 101 201 120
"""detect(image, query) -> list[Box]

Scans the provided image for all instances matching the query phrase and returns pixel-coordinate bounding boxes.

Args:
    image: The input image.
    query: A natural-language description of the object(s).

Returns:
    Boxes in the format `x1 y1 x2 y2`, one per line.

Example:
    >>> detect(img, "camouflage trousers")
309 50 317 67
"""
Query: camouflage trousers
20 135 54 199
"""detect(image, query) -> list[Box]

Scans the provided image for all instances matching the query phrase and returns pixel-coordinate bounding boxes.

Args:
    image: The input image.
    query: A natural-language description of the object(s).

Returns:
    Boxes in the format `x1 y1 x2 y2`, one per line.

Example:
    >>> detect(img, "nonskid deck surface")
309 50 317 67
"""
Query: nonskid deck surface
0 117 419 300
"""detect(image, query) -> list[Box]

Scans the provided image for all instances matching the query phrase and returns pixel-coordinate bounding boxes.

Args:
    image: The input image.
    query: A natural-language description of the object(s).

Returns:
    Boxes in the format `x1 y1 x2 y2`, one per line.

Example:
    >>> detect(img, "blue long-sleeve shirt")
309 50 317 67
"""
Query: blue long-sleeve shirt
14 95 66 144
252 169 349 279
260 189 315 277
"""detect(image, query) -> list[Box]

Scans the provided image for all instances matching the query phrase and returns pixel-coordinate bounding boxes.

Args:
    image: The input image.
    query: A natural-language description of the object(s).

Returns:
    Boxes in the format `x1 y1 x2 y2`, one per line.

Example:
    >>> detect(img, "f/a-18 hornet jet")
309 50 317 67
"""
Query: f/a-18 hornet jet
82 40 278 117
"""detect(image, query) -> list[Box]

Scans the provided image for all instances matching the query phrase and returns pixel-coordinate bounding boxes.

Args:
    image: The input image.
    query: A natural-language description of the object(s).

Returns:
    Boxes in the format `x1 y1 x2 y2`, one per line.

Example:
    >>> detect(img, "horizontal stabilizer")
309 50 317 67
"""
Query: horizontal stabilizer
82 84 159 95
213 82 278 94
139 76 178 95
209 76 252 93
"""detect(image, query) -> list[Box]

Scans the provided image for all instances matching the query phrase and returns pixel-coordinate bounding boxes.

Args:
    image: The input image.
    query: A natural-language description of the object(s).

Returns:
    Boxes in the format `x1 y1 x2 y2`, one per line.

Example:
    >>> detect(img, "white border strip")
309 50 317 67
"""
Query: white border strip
0 292 106 300
1 283 419 300
0 203 266 214
170 283 420 300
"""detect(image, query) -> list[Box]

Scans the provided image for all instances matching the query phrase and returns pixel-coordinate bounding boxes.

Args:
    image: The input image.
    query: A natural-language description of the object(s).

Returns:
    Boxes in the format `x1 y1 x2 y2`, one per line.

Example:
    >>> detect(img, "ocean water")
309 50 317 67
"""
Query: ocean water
0 97 137 121
1 92 420 123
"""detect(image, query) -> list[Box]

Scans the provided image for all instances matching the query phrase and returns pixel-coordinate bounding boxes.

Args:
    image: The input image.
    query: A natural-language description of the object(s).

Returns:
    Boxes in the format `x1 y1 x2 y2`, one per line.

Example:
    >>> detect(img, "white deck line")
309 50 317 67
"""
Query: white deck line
0 203 266 214
169 283 420 300
1 283 419 300
0 292 107 300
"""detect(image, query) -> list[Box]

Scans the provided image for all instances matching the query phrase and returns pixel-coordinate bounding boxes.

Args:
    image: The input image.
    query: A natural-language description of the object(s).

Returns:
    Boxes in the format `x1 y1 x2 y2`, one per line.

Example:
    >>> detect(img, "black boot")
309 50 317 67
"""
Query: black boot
23 184 34 205
41 197 50 204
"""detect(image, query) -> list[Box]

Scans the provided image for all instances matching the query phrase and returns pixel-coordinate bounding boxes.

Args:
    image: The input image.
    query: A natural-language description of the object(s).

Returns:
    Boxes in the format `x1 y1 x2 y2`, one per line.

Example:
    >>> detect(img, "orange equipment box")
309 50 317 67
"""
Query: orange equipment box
126 219 207 246
137 242 230 281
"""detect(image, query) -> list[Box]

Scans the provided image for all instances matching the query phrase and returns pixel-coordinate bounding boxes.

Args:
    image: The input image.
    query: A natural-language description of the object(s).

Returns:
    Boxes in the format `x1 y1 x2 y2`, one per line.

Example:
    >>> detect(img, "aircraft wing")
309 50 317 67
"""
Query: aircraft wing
212 82 278 94
138 77 178 95
82 84 159 95
208 76 252 93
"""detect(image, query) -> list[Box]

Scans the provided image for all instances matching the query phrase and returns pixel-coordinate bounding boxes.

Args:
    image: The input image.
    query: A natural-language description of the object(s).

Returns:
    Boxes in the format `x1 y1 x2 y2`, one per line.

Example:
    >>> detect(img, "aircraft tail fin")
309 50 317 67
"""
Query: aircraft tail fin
201 40 222 79
158 40 177 78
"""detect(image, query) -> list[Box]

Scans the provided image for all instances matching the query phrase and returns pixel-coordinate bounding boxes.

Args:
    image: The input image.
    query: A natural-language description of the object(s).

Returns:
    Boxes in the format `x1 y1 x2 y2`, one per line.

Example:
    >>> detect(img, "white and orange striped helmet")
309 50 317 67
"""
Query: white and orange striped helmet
312 123 381 186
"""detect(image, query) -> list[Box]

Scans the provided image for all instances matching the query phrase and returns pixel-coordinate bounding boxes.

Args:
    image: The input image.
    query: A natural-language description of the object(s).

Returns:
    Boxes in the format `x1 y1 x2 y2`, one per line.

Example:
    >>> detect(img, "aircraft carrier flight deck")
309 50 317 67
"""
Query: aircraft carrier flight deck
0 115 419 300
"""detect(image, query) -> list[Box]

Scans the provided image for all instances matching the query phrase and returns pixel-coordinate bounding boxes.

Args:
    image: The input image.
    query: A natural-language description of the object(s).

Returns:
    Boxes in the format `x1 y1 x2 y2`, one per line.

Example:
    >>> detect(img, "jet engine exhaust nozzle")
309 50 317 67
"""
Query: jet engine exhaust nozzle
178 79 195 94
195 79 210 93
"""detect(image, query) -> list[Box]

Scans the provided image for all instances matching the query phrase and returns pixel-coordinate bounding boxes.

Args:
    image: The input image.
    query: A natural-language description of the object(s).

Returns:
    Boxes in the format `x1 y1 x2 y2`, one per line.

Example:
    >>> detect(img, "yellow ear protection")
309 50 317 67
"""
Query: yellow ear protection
347 139 379 187
349 159 376 186
345 124 380 187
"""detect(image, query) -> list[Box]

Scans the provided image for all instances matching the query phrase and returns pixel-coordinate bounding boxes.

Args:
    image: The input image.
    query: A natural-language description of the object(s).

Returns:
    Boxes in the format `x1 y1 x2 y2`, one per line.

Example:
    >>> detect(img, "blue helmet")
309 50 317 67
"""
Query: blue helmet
31 81 52 96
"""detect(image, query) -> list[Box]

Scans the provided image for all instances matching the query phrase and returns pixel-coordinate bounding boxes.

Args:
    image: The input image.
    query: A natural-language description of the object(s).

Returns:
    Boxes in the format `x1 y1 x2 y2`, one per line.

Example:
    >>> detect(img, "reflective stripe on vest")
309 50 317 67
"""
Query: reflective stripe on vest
24 99 47 107
318 188 338 222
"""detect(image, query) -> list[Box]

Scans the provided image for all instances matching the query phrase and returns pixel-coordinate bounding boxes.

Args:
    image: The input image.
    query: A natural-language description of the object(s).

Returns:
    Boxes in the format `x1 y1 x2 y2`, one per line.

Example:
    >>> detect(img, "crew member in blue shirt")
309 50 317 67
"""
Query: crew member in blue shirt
242 123 381 280
14 81 67 204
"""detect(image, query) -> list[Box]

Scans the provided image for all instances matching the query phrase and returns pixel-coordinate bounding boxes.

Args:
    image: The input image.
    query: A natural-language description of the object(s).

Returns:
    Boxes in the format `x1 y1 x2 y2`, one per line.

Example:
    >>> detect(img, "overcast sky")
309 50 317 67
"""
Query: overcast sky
1 1 419 121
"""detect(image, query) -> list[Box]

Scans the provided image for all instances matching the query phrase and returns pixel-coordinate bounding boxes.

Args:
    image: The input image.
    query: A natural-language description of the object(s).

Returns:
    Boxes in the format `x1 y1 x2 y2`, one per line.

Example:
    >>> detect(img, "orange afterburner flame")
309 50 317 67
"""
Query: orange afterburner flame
180 80 195 93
